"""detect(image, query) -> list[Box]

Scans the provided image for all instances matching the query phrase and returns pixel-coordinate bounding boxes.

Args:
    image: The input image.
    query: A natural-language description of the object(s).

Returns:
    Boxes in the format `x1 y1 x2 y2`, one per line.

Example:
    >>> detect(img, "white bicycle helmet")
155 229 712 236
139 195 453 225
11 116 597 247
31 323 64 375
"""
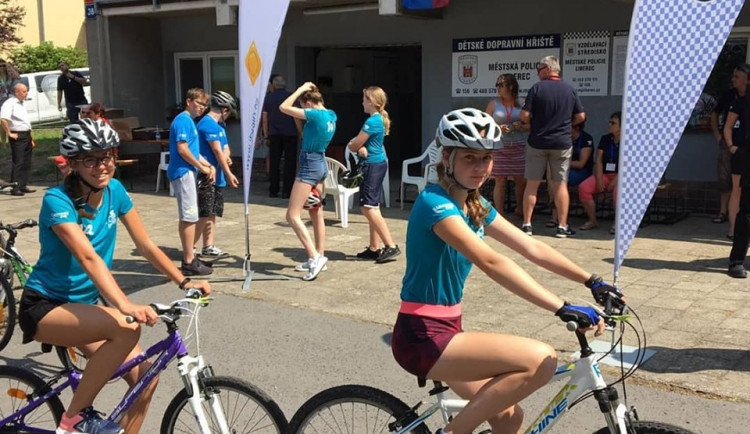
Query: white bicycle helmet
436 108 502 151
304 188 322 210
59 119 120 158
210 90 238 118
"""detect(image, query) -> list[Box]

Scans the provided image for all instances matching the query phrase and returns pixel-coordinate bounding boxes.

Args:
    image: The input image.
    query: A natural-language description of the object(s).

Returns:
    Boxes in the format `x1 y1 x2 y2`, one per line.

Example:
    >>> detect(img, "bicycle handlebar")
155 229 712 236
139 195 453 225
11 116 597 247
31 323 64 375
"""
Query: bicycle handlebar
124 290 209 324
0 219 38 233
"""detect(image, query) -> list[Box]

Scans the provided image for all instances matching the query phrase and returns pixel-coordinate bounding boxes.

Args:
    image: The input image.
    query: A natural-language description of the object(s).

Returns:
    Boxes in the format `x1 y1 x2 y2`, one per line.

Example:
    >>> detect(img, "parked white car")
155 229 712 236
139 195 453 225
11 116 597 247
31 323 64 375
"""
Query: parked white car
17 68 91 124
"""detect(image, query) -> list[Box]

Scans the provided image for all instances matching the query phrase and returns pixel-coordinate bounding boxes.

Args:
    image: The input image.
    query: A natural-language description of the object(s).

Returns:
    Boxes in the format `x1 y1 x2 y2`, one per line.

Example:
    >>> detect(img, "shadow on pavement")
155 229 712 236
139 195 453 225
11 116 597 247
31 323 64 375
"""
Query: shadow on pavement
642 347 750 373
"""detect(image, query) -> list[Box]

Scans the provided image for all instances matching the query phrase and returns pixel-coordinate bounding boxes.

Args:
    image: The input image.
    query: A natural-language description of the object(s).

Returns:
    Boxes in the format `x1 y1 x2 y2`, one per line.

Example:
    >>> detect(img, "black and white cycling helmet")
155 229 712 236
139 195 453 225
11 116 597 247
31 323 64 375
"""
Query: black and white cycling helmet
436 108 502 151
59 119 120 158
211 90 238 118
304 188 322 210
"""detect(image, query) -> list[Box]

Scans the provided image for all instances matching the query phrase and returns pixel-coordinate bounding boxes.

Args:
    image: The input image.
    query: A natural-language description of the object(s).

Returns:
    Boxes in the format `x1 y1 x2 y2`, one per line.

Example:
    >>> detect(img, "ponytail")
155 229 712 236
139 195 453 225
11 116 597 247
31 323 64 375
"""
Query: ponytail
380 108 391 136
63 172 95 220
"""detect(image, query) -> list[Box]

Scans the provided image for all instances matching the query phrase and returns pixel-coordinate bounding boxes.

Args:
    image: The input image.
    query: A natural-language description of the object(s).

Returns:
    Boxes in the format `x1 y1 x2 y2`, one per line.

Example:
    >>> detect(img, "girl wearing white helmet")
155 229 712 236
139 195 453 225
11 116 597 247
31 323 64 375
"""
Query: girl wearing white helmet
391 108 623 434
17 119 211 434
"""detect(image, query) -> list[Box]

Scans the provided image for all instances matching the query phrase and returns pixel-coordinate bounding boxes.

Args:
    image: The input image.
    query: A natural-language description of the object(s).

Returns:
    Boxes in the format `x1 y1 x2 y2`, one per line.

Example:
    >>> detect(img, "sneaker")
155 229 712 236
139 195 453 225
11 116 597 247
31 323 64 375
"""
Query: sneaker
303 255 328 281
19 187 35 193
728 263 747 279
201 245 227 257
294 257 329 272
10 189 24 197
57 406 124 434
555 225 576 238
356 247 381 260
376 246 401 263
521 223 533 236
181 257 213 276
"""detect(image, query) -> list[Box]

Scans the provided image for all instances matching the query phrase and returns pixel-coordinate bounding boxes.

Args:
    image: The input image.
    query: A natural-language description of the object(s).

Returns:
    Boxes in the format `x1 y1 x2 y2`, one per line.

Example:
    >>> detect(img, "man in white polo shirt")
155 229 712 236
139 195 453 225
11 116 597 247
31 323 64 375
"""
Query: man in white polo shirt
0 82 36 196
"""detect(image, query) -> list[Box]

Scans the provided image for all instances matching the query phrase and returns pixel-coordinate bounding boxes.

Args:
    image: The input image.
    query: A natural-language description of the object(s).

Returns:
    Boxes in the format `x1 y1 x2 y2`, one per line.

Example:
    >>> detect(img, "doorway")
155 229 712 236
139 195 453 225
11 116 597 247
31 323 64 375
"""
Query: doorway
295 45 422 177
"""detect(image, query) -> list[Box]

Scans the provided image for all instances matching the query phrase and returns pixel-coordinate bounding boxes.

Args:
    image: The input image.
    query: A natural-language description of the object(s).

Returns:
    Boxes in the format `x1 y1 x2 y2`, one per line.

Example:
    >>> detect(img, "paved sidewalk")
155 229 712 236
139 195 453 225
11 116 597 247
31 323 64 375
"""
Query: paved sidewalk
2 178 748 402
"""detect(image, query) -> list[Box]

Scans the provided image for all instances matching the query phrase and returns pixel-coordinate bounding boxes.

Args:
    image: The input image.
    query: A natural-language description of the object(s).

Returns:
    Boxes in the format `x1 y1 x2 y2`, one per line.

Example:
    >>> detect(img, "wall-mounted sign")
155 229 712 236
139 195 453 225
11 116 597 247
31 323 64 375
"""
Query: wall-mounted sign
452 34 560 97
562 31 610 96
611 30 629 96
84 2 97 20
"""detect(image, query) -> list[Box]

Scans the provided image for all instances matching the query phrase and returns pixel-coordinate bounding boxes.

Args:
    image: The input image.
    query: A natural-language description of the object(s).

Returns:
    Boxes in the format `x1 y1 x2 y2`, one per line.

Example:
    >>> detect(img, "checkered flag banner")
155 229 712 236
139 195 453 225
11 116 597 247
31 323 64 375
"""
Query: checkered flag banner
614 0 744 280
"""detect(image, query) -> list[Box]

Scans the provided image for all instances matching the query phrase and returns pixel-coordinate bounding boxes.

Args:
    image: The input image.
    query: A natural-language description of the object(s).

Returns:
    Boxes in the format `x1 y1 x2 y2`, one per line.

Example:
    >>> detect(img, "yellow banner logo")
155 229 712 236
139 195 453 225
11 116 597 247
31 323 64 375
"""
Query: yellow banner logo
245 41 262 85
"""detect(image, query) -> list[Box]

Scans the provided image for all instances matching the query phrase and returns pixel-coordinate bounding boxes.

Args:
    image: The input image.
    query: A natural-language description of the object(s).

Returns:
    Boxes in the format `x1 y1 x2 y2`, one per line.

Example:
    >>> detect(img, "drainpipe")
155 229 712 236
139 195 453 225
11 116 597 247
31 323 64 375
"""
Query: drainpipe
37 0 45 42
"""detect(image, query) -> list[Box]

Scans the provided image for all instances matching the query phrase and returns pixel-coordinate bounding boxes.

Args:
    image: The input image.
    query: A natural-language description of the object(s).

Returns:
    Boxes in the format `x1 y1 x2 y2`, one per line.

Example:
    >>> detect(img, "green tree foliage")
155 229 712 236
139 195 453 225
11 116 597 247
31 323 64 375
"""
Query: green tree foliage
9 42 87 74
0 0 25 54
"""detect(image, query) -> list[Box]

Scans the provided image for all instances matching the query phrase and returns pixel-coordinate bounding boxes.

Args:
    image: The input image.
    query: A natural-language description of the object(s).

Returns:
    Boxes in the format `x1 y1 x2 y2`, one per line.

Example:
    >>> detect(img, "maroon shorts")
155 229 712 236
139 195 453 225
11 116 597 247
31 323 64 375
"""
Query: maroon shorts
391 313 462 378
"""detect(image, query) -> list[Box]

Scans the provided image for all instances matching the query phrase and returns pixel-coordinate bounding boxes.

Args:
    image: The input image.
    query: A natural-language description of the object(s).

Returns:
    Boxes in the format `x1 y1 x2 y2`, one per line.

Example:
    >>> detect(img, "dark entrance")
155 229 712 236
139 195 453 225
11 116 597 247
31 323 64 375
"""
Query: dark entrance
295 45 422 177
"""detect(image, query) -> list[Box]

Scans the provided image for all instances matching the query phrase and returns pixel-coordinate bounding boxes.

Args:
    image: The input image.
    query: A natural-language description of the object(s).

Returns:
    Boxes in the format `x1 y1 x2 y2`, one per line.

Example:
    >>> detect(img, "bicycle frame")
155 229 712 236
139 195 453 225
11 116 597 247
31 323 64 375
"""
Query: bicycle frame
0 314 231 434
2 244 32 287
395 342 629 434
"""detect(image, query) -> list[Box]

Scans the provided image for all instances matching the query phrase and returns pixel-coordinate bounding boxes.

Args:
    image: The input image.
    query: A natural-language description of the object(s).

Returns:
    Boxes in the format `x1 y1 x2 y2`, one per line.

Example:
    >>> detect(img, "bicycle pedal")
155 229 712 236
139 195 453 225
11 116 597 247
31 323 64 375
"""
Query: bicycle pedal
40 343 52 353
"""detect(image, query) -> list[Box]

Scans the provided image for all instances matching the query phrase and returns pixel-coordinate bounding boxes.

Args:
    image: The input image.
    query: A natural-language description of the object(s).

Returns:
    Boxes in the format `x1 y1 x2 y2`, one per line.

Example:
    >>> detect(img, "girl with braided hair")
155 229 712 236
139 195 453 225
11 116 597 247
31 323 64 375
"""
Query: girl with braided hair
18 119 211 434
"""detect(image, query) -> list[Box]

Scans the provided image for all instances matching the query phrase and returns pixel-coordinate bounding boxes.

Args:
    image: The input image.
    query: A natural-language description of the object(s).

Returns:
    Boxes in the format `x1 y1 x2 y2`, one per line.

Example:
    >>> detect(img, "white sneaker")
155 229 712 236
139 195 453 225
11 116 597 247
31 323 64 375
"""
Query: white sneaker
201 245 227 257
303 255 328 281
294 257 328 272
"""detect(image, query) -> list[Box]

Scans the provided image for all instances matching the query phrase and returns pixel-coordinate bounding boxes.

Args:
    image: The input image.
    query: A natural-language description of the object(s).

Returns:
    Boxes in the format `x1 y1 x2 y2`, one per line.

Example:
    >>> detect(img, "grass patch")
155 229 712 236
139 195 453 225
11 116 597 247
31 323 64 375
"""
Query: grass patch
0 127 63 184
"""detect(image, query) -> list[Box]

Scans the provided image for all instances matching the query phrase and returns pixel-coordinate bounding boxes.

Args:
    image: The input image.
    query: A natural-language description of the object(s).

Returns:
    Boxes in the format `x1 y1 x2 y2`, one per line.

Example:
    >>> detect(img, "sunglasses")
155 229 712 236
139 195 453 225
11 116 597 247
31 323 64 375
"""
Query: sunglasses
80 111 90 115
496 82 506 88
192 100 208 108
74 155 116 168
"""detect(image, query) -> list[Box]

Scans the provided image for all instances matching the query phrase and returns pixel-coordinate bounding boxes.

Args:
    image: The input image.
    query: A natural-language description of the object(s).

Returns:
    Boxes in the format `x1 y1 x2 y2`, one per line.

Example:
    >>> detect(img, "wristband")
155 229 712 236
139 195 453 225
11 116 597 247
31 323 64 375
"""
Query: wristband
179 277 191 290
584 274 601 289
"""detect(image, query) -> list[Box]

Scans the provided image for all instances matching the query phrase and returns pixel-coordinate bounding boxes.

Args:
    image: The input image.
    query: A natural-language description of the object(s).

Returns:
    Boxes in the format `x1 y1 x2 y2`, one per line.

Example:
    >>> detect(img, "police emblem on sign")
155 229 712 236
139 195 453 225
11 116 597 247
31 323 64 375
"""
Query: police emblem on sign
458 55 478 84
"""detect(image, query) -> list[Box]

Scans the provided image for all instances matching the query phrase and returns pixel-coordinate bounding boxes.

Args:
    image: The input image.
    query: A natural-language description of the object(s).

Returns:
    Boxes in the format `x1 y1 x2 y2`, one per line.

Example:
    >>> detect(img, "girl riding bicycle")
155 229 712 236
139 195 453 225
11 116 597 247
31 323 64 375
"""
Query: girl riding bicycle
390 108 622 434
17 119 211 434
279 82 337 281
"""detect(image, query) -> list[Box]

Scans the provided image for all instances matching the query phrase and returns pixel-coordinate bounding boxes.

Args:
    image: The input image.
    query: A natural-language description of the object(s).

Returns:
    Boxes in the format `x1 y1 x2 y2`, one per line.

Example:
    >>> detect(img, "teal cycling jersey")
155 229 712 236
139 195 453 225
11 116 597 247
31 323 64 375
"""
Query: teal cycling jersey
301 108 337 153
197 115 229 187
362 113 386 164
167 111 200 180
400 184 497 306
25 179 133 304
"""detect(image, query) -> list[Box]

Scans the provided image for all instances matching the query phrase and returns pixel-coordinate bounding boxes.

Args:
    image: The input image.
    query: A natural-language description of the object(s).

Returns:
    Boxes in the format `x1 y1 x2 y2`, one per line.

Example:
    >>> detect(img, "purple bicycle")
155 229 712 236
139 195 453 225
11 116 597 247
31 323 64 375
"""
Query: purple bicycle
0 292 288 433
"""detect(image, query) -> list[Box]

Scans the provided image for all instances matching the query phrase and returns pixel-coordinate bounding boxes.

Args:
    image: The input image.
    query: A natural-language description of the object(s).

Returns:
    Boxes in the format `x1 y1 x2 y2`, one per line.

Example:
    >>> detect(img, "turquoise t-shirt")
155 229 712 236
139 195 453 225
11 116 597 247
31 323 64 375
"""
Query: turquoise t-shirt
400 184 497 306
362 113 386 164
197 115 228 188
167 111 200 181
301 108 337 153
25 179 134 304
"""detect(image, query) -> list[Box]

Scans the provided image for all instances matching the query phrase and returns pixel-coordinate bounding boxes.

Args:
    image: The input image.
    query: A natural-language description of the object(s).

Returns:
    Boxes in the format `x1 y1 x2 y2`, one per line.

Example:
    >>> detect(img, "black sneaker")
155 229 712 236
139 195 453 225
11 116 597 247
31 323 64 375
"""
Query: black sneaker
10 189 24 196
728 263 747 279
356 247 381 260
521 223 533 236
181 257 213 276
555 225 576 238
376 245 401 263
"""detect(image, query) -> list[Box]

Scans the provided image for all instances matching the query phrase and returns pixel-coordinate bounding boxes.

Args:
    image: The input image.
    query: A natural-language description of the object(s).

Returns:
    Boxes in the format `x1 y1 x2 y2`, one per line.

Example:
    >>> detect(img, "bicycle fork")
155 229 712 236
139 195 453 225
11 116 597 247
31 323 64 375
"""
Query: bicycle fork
596 387 638 434
177 354 231 434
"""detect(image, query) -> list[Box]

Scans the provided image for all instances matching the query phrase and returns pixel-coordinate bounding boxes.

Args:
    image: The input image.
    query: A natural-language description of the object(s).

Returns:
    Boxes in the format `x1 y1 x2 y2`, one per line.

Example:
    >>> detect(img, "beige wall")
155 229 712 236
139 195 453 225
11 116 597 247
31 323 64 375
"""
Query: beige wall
14 0 87 51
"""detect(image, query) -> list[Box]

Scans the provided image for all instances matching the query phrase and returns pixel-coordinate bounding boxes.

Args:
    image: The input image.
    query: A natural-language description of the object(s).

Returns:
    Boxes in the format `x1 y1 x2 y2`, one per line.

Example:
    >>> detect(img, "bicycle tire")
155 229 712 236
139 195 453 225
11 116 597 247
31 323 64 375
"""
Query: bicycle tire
593 420 698 434
288 384 431 434
0 274 16 353
160 375 288 434
0 232 13 289
0 365 65 432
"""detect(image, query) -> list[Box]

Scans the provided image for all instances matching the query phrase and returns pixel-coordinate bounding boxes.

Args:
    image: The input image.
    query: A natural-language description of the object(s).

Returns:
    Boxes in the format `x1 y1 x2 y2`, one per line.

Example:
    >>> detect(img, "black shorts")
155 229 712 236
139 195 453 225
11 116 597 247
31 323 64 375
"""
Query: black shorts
359 161 388 208
197 173 225 218
391 313 462 378
18 289 66 344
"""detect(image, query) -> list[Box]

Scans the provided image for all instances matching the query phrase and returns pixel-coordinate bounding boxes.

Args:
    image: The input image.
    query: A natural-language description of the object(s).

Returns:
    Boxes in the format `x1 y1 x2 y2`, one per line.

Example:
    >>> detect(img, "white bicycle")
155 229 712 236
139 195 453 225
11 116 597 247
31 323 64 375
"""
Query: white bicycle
288 295 695 434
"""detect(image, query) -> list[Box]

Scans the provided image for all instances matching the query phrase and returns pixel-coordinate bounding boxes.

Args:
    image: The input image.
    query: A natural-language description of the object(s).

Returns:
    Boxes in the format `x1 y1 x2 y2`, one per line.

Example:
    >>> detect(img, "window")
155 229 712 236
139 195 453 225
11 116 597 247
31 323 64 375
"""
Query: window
174 51 239 101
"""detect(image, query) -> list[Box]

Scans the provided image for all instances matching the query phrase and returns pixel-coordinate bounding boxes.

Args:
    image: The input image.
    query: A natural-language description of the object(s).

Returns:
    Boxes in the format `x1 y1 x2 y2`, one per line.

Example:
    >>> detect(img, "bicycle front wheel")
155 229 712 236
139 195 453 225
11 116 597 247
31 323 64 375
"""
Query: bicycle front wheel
0 274 16 353
0 365 65 432
593 420 697 434
288 384 431 434
160 375 287 434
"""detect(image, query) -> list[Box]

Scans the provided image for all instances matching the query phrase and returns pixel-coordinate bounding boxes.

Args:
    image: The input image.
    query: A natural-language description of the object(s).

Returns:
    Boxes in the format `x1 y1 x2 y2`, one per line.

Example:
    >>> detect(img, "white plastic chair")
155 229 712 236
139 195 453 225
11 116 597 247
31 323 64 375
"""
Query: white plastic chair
323 157 359 228
400 140 441 209
344 147 390 208
155 151 174 196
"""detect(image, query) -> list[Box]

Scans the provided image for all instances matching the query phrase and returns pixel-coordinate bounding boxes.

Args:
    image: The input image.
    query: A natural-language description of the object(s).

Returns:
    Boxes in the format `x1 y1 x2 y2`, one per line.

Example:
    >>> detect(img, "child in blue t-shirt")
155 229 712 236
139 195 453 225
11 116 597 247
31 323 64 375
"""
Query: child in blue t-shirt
280 82 336 281
346 86 400 263
18 119 211 434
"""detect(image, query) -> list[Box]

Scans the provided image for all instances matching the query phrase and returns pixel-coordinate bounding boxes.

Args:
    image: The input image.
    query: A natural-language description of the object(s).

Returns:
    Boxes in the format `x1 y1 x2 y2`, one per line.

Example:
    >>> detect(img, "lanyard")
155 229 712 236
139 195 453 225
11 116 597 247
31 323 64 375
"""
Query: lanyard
501 100 514 123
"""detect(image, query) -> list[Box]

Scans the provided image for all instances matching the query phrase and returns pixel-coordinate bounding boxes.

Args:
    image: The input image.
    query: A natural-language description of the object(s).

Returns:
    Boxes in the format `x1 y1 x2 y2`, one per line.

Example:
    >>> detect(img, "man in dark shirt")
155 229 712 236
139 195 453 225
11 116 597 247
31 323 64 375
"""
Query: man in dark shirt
710 64 749 225
56 60 88 122
520 55 585 238
262 75 301 198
